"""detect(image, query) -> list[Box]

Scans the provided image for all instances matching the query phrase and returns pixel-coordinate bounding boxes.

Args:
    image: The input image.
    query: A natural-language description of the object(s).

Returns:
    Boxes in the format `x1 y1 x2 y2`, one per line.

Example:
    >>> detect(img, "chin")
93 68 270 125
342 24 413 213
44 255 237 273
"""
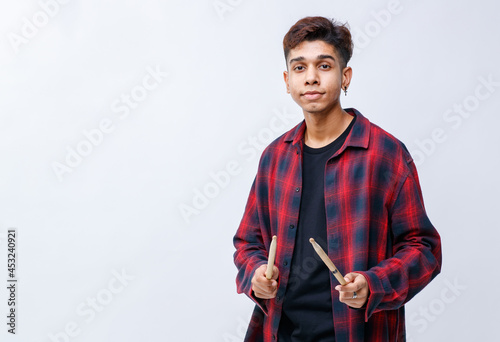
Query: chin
302 104 326 113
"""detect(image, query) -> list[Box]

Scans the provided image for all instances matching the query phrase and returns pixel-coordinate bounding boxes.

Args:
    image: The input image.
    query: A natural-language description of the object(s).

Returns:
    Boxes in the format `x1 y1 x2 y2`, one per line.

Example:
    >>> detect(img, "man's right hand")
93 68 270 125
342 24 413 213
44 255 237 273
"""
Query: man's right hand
251 264 279 299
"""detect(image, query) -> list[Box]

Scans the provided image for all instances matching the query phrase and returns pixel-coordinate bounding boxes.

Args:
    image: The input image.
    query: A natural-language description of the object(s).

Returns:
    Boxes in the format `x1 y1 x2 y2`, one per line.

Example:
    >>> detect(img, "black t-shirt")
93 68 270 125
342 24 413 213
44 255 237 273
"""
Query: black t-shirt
278 114 356 342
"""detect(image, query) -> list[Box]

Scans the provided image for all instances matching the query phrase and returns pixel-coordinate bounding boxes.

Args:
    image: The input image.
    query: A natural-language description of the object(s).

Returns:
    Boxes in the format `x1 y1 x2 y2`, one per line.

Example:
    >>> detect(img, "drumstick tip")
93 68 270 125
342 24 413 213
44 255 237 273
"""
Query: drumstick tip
309 238 315 243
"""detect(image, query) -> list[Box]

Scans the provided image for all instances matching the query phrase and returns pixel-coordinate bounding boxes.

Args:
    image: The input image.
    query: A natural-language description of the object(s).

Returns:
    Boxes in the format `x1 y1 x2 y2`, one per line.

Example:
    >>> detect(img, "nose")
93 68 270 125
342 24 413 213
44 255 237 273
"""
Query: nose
305 67 319 85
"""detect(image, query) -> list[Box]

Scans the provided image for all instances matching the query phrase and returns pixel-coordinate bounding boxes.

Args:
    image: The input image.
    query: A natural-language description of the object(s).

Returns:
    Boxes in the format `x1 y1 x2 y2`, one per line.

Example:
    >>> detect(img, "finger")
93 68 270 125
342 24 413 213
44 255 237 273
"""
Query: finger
343 273 359 286
344 273 355 283
253 288 275 299
255 264 268 277
343 294 367 308
353 273 368 290
252 266 267 284
335 282 359 293
335 275 364 292
252 281 275 294
338 291 353 301
335 274 352 291
256 275 277 288
271 266 280 280
254 286 278 299
252 278 274 291
340 290 366 300
345 273 367 293
339 288 370 306
254 291 275 299
257 275 277 288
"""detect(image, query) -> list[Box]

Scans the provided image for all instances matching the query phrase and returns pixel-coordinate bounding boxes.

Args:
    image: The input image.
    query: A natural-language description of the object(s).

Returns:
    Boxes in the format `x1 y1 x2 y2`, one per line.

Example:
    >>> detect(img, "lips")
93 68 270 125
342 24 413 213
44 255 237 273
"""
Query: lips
302 91 324 100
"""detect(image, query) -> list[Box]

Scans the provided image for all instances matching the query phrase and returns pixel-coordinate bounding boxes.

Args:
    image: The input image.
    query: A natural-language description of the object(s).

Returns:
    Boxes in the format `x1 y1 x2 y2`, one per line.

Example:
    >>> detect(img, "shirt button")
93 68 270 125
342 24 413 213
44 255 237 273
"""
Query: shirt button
276 296 280 301
295 187 300 192
273 335 276 340
283 261 288 266
289 224 295 229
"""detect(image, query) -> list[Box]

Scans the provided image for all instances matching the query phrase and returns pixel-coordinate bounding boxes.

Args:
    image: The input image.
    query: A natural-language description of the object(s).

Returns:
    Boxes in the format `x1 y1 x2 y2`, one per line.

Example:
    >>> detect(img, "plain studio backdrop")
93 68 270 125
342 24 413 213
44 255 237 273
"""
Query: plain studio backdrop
0 0 498 341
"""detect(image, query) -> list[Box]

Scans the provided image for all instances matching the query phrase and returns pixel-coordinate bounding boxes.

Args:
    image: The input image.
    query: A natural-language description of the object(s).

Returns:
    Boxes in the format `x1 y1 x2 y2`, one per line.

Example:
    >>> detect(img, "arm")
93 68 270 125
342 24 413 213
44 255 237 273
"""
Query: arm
233 177 275 315
357 160 442 321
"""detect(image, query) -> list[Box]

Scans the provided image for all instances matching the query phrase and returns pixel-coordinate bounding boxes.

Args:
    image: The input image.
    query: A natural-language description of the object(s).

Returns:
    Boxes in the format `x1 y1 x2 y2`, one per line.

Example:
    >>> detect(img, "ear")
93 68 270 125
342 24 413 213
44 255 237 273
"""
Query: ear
342 66 353 90
283 70 290 94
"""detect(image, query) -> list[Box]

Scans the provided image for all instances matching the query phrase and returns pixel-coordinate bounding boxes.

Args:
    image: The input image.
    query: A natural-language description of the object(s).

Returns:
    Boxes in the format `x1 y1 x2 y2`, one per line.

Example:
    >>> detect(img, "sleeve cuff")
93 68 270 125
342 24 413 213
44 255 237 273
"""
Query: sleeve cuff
357 270 385 321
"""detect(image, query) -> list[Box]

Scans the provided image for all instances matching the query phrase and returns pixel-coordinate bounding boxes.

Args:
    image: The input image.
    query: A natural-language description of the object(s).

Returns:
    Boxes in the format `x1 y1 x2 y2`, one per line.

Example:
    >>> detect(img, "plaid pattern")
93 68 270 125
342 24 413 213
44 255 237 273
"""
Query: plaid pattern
233 108 442 342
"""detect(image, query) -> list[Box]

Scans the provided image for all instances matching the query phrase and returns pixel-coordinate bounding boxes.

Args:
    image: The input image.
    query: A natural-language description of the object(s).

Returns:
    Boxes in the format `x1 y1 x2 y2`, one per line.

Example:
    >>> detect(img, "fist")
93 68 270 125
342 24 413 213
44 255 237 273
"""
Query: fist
335 272 369 308
251 264 279 299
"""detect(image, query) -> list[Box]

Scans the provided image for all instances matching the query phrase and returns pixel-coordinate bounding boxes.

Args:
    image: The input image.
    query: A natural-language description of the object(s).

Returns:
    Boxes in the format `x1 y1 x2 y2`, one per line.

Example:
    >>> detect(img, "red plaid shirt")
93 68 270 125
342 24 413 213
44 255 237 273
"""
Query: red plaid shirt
233 108 442 341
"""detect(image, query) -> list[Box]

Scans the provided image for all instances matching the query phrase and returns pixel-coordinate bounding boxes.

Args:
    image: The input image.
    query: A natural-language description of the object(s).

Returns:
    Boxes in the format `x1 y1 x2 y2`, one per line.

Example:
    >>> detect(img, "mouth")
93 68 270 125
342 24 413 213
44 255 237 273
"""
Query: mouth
302 91 324 100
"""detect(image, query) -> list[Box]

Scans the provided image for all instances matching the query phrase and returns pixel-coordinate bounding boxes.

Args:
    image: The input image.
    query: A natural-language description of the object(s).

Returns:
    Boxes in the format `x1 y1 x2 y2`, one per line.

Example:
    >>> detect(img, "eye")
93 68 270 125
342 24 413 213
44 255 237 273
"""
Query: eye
320 64 331 69
293 65 305 71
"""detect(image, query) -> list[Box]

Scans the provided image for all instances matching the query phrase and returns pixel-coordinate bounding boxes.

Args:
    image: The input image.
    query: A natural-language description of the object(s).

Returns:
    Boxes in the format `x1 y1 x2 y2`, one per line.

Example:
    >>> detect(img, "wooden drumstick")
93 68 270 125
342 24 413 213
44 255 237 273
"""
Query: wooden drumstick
265 235 277 280
309 238 347 285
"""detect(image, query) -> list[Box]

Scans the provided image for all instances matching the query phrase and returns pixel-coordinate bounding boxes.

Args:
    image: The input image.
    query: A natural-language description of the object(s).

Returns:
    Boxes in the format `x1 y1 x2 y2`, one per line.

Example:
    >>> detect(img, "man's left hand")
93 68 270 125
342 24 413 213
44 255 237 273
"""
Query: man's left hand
335 272 369 308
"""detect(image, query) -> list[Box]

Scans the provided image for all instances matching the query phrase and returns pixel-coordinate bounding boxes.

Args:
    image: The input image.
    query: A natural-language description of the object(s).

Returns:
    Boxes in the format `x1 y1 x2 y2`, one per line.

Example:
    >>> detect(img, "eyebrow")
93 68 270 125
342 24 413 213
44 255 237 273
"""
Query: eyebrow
289 54 336 65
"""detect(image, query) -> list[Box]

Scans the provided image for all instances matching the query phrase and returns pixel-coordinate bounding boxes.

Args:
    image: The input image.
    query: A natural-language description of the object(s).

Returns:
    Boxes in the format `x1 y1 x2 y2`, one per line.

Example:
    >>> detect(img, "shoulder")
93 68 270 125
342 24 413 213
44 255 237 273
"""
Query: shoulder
363 119 417 188
368 120 413 165
258 120 304 167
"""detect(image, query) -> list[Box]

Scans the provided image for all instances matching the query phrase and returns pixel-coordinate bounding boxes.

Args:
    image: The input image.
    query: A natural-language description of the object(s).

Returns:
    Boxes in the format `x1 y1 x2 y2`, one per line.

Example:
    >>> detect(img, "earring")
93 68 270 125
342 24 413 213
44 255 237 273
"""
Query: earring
344 86 348 96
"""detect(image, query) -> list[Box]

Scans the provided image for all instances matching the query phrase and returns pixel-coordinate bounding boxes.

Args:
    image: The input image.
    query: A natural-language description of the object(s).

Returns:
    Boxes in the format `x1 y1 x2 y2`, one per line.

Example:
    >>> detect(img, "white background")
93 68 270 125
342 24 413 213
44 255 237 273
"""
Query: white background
0 0 499 341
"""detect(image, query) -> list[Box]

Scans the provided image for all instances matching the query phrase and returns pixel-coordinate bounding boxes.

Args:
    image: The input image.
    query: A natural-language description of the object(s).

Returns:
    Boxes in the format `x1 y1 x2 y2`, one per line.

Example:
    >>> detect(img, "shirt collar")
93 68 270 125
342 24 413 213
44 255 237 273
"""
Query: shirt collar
283 107 370 150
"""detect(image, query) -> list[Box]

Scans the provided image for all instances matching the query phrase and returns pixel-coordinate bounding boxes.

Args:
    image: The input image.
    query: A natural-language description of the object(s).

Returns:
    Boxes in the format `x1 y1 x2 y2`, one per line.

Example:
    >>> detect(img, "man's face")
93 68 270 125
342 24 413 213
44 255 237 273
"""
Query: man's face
283 40 351 116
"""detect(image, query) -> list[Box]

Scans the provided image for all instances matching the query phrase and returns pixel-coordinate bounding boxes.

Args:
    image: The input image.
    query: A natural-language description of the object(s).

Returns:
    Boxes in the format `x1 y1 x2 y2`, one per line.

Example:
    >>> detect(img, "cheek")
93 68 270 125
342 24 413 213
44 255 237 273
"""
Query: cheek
291 91 302 102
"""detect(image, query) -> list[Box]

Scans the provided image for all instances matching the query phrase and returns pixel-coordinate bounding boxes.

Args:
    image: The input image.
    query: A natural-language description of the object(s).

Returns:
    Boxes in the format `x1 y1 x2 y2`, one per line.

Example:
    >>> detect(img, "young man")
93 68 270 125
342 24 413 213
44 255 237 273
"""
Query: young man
233 16 442 342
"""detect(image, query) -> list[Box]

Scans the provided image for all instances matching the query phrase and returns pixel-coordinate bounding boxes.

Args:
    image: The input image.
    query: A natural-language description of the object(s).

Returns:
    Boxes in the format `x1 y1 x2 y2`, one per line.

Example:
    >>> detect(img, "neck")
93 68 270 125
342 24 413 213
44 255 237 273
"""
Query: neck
303 105 353 148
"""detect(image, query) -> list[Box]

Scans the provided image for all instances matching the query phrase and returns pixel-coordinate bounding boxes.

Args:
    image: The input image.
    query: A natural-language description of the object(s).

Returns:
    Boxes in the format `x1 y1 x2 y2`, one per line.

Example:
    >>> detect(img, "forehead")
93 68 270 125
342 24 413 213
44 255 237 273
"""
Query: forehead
287 40 340 64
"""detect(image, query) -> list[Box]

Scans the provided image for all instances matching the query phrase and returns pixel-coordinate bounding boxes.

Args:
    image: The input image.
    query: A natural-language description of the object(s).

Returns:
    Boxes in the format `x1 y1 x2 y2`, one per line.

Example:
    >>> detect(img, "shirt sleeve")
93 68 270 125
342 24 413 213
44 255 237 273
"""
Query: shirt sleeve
233 176 271 315
357 159 442 322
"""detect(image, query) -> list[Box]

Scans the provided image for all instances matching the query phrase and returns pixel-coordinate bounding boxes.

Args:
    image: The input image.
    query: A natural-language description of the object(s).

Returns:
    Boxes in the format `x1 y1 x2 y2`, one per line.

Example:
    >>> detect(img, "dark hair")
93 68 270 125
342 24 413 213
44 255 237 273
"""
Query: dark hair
283 16 353 69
